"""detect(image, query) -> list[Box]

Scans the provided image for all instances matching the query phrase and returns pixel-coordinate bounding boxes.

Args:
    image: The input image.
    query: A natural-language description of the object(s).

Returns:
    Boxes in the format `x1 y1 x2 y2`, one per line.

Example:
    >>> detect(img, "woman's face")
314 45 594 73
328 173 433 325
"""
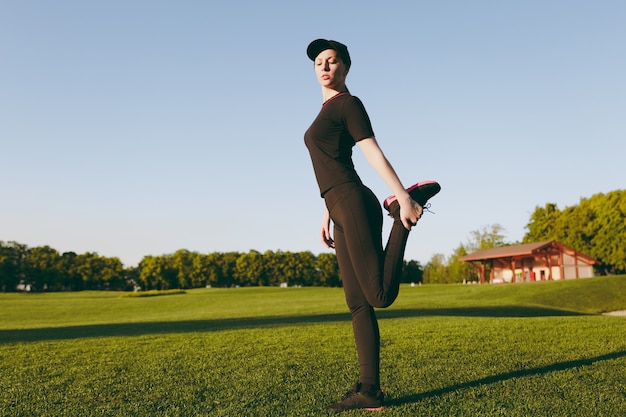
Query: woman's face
314 49 348 90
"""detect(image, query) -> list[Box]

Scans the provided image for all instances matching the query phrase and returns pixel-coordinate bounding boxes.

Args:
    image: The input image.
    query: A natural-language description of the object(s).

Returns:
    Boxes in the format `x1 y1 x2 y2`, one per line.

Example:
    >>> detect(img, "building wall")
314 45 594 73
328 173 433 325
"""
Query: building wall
499 267 548 283
562 253 595 278
494 253 594 283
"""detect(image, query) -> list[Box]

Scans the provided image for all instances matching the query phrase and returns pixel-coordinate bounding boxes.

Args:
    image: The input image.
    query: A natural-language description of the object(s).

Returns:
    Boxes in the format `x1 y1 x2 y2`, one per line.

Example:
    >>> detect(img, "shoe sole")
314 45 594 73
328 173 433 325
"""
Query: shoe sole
383 180 441 210
363 405 387 412
330 405 387 413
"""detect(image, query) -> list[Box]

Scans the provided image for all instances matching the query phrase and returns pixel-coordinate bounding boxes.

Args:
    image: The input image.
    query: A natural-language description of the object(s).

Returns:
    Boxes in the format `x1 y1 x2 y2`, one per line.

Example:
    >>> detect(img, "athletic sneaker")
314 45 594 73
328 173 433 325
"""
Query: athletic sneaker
327 383 386 412
383 180 441 219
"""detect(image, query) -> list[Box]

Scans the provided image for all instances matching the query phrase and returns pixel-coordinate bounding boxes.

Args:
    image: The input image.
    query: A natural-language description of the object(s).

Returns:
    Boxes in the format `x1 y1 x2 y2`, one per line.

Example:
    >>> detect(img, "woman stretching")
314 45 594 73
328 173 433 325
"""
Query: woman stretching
304 38 441 412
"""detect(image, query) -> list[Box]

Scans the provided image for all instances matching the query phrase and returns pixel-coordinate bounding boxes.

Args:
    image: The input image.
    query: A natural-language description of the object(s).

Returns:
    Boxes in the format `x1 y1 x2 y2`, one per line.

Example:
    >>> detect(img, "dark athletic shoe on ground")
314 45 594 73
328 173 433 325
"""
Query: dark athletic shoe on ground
328 383 386 412
383 180 441 219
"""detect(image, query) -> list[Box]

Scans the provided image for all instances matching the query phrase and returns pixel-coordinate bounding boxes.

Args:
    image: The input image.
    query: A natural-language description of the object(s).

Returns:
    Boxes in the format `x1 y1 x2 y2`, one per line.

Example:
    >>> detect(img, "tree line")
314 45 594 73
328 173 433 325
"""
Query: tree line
3 189 623 291
0 243 424 292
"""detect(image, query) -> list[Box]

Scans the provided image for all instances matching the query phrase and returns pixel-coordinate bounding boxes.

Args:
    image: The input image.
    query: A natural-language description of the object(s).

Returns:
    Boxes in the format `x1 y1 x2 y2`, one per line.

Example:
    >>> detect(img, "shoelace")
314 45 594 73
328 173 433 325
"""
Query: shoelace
386 202 436 218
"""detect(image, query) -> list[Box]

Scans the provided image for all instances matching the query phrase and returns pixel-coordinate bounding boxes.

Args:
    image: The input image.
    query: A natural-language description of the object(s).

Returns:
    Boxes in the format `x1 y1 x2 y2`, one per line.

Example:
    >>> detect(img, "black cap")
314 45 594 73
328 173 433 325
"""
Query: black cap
306 39 351 69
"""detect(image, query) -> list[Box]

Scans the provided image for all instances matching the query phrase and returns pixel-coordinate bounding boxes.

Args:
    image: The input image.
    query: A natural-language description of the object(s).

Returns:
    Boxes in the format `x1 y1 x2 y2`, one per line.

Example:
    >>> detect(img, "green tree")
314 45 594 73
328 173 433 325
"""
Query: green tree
467 224 508 251
401 260 423 284
264 250 286 285
73 252 124 290
423 253 447 284
26 246 62 291
99 256 126 290
447 244 478 283
589 190 626 273
219 252 240 287
316 252 340 287
189 253 211 288
523 190 626 274
137 255 168 290
204 253 226 287
172 249 195 289
0 241 27 292
235 250 266 286
523 203 561 243
294 251 317 286
280 251 298 286
59 251 83 290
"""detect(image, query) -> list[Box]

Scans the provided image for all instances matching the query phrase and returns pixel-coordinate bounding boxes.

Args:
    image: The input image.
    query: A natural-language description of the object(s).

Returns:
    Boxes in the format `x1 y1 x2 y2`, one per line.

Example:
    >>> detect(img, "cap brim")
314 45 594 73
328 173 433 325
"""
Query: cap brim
307 39 335 61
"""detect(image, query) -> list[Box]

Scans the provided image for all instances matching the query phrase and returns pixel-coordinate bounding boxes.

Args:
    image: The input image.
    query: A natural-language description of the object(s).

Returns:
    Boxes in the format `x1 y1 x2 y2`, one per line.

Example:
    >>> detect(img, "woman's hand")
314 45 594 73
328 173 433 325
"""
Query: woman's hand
397 194 423 231
320 208 335 248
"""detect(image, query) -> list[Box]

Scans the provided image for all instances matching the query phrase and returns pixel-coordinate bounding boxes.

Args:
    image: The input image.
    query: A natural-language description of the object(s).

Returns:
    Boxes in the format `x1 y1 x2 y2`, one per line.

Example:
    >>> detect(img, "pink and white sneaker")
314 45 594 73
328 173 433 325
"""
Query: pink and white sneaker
383 180 441 217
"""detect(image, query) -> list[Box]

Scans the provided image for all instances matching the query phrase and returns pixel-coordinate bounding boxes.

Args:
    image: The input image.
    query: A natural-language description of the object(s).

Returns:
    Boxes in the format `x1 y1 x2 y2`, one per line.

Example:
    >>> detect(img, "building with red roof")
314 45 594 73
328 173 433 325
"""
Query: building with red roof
459 241 599 284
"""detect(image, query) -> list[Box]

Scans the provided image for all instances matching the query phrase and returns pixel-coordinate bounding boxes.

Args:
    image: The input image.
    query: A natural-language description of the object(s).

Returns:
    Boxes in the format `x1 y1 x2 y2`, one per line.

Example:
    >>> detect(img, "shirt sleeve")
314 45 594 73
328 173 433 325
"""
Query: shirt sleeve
342 96 375 142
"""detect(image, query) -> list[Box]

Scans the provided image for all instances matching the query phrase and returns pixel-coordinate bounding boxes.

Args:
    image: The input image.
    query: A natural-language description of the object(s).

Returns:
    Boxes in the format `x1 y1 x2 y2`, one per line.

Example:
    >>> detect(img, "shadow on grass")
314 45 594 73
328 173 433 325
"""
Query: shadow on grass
388 350 626 407
1 305 587 344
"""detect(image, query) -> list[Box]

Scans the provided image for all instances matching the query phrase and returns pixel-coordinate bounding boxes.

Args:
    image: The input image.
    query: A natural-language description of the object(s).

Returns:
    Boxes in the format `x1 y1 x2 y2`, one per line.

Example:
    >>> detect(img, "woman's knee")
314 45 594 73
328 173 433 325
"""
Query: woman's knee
364 293 393 309
369 299 392 309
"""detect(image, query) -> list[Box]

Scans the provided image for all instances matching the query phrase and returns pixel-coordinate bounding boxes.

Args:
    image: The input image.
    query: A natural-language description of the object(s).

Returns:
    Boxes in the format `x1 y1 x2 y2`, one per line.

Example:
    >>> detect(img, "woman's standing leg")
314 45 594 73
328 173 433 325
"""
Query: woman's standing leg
333 220 381 389
326 183 406 389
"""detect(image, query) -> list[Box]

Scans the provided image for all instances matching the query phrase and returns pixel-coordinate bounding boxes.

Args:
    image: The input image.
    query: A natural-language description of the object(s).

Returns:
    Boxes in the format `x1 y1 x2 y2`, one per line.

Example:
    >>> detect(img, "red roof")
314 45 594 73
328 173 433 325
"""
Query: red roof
458 240 598 264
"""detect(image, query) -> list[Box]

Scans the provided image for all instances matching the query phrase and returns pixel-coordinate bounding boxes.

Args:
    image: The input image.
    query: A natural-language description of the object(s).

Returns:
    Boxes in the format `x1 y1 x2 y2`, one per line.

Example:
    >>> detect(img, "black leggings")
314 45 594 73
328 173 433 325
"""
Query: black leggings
324 182 410 388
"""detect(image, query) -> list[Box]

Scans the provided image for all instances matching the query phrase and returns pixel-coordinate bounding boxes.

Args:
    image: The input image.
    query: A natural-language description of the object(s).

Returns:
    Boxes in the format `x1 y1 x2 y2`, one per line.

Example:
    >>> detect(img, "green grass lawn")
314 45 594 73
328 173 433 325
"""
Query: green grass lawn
1 276 625 416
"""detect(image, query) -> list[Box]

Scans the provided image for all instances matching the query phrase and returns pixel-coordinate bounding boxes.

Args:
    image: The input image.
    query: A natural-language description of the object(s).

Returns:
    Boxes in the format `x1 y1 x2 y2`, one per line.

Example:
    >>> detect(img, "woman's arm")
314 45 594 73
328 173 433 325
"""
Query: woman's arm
358 137 423 230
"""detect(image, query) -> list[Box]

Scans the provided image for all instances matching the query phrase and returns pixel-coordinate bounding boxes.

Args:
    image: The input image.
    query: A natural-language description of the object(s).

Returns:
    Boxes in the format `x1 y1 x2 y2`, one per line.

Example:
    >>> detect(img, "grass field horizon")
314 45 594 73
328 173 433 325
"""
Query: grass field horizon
2 276 625 416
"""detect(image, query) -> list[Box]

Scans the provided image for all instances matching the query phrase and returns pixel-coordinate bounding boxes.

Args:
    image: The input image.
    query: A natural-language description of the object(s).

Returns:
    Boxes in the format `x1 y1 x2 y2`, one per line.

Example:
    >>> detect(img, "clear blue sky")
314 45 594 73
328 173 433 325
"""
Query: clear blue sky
2 1 624 267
